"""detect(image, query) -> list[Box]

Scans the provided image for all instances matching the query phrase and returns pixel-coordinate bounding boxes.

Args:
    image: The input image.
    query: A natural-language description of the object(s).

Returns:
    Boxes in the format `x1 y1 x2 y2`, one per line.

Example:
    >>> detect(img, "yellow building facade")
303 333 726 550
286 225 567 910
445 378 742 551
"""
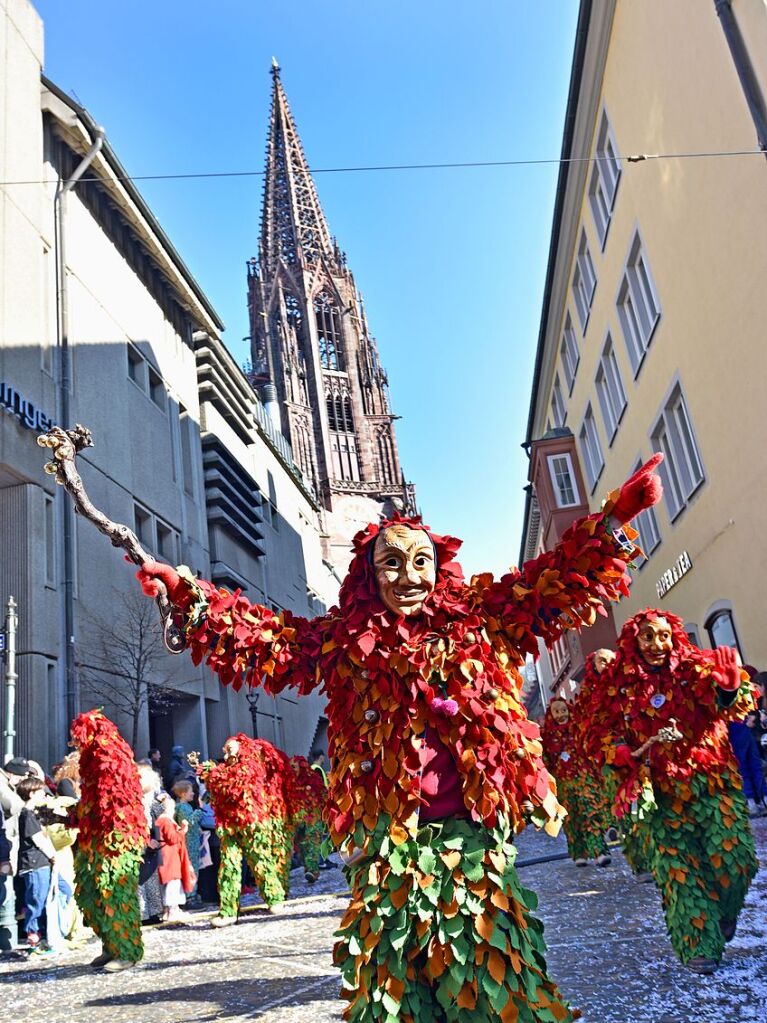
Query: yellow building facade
522 0 767 677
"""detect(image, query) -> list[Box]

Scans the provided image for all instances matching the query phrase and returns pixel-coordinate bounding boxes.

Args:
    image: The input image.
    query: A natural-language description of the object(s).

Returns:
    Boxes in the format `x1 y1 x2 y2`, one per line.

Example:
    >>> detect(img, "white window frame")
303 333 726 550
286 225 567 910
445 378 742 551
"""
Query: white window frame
560 314 580 394
616 230 661 377
550 374 566 429
589 109 621 247
650 379 705 522
547 452 580 509
572 230 597 333
578 403 604 493
629 456 662 567
595 333 627 443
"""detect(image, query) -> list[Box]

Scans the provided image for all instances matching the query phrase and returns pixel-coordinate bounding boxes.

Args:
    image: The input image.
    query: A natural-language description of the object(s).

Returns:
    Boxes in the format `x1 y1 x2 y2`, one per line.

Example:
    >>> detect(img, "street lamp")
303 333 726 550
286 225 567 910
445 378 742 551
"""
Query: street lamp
245 689 259 738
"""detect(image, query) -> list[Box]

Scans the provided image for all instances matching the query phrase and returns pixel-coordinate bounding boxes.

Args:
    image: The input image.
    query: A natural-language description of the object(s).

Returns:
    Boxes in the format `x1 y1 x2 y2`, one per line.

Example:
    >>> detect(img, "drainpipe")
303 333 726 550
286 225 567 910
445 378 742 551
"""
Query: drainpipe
54 125 105 729
714 0 767 157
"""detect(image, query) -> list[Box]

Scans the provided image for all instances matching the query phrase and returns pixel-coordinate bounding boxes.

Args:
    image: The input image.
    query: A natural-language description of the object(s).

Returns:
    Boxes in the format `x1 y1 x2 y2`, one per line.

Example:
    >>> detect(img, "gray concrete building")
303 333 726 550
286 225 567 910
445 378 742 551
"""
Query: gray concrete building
0 0 338 769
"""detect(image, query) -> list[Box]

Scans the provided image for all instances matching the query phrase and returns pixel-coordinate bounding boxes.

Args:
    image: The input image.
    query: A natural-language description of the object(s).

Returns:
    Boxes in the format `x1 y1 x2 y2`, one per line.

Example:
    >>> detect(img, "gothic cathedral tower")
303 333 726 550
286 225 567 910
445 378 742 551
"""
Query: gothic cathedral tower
247 61 416 573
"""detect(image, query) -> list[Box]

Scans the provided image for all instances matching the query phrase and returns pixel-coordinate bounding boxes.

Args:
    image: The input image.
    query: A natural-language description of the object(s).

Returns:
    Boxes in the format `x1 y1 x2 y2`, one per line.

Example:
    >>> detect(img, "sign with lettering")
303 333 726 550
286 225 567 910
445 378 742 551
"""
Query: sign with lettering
656 551 693 600
0 381 53 433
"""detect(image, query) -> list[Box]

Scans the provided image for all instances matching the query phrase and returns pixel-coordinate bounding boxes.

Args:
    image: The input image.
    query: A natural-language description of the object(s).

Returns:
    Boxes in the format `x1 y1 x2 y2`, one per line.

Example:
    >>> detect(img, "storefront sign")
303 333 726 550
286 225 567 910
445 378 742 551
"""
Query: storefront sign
656 550 693 600
0 381 53 433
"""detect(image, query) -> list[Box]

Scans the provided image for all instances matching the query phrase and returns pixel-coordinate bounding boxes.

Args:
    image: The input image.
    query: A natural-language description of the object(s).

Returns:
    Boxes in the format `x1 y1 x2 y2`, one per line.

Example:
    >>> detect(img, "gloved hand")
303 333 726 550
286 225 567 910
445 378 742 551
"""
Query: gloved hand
712 646 742 691
610 453 664 525
135 559 187 604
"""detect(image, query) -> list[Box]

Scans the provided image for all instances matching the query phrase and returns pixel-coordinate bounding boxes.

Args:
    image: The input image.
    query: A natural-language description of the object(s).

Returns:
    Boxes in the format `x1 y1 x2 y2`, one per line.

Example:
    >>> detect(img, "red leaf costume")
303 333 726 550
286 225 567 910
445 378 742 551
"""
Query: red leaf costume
70 710 147 963
588 609 758 966
141 503 645 1022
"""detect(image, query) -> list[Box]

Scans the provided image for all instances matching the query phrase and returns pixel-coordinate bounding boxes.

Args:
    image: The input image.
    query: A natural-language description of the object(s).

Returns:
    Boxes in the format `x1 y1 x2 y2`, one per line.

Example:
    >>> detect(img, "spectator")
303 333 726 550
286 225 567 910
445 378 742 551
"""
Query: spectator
136 762 164 925
0 758 25 949
172 780 203 905
16 777 57 948
730 715 766 816
148 748 163 774
165 746 190 790
156 796 195 923
196 797 219 905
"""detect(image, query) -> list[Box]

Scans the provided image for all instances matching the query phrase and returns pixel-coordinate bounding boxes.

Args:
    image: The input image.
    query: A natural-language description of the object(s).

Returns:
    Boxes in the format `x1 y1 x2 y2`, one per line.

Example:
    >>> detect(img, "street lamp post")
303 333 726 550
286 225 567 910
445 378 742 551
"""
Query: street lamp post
246 689 260 739
3 596 18 762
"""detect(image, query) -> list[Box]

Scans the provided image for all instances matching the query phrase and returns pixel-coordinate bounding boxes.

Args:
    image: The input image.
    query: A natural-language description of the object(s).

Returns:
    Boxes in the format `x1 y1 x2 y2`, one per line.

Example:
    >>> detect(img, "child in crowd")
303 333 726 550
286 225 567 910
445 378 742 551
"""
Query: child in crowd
156 796 195 923
172 780 203 905
16 777 56 948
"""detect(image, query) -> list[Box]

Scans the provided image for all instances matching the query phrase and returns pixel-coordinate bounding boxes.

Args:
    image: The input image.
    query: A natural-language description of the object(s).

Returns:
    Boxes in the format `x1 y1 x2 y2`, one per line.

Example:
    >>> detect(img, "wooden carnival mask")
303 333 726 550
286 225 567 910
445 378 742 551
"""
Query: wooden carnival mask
372 524 437 617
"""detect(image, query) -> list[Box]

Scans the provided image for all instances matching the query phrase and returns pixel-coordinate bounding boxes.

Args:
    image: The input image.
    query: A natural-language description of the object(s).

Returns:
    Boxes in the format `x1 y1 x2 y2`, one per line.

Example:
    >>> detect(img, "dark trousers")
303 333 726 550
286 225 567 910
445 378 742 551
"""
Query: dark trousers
22 866 50 935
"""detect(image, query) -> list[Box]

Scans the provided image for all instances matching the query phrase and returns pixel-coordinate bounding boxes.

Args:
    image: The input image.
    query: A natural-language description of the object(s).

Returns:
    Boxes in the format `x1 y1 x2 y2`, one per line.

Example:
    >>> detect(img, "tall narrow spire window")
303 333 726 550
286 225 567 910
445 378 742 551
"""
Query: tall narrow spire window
315 292 344 370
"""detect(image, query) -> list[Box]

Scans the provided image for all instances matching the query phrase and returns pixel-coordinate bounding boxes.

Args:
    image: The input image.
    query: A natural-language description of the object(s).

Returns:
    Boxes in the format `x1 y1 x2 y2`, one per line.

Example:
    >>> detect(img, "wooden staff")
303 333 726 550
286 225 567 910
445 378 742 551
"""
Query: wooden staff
37 424 185 654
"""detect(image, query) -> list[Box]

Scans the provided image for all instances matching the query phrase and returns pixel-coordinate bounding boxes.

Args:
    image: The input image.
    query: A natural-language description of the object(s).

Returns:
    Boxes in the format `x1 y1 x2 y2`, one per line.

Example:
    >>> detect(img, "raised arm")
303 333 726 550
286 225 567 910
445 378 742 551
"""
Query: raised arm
137 562 325 695
481 455 663 648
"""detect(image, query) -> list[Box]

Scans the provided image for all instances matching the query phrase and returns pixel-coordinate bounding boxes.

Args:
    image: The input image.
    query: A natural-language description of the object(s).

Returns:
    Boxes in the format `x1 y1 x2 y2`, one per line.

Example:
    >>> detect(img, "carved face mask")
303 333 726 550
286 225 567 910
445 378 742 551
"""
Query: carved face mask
373 525 437 617
550 700 570 724
593 648 616 675
223 738 240 762
637 617 674 667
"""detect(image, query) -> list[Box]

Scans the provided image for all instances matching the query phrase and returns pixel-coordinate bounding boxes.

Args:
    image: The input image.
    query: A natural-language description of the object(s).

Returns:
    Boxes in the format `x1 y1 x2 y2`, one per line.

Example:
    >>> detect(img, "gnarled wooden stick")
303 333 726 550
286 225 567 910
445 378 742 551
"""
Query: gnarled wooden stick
38 424 185 654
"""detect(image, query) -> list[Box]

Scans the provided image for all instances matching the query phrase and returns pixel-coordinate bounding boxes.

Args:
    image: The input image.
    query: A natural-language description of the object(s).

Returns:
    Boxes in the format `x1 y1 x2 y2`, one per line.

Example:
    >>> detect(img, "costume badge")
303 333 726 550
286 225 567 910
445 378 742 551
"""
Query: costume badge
650 694 666 709
560 751 571 762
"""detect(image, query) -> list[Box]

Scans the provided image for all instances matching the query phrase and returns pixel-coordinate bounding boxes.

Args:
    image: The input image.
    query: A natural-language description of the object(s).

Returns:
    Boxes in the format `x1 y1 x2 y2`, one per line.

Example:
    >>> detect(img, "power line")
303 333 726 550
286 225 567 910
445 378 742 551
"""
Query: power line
0 148 764 187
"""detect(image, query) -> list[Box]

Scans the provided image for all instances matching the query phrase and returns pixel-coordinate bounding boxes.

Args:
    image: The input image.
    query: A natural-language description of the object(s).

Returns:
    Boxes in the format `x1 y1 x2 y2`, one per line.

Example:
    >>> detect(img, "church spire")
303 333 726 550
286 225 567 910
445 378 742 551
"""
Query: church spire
260 60 333 273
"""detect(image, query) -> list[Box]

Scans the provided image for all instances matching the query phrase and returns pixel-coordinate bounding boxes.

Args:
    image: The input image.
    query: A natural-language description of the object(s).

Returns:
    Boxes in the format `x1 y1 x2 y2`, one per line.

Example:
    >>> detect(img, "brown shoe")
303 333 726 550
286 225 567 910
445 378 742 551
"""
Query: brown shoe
687 957 718 975
90 951 114 969
103 959 137 973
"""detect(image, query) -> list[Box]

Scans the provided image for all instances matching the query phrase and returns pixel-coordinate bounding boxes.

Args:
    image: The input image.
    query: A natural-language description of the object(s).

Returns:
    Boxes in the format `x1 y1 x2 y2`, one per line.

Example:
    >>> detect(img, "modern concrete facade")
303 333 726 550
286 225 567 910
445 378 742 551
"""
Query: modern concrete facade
521 0 767 699
0 0 338 768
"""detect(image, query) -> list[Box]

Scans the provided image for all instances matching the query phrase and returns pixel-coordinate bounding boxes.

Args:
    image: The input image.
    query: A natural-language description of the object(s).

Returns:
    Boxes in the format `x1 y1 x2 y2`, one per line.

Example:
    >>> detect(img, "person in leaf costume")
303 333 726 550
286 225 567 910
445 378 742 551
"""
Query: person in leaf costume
193 734 296 924
291 755 327 881
70 709 147 971
579 650 654 880
590 609 758 974
540 697 612 867
138 457 663 1021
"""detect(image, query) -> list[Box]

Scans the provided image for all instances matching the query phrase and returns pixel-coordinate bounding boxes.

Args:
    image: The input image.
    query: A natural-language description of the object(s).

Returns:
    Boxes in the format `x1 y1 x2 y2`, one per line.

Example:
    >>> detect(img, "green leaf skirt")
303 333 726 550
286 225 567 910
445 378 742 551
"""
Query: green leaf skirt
334 816 576 1023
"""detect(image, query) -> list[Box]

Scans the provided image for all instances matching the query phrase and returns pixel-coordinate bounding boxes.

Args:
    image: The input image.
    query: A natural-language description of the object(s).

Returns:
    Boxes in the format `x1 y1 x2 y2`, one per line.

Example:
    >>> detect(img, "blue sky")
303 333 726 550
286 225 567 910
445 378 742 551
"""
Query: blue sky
35 0 580 578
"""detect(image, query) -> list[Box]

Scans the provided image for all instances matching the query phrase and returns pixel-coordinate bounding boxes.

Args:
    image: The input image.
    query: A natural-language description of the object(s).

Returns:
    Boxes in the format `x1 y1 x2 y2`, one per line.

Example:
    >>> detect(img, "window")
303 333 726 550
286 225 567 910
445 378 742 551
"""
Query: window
314 292 344 371
578 404 604 491
550 375 566 429
134 503 153 548
44 494 56 586
127 344 146 388
560 315 580 393
156 520 177 563
326 389 355 433
685 625 701 648
148 366 166 411
547 453 579 508
617 233 661 375
589 111 621 245
179 407 195 496
651 383 705 520
572 231 597 332
706 609 743 659
630 459 661 565
267 470 279 530
595 335 627 442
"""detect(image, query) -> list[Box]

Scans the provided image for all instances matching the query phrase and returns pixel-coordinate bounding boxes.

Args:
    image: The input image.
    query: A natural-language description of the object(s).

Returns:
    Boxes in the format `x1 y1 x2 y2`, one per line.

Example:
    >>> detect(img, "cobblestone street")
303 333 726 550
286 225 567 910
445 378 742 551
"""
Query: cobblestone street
4 818 766 1023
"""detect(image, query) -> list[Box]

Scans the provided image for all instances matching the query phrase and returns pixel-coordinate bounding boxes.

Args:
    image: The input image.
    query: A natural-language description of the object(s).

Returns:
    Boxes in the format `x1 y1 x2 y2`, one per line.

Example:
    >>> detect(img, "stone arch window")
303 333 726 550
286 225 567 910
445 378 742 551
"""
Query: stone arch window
325 382 354 434
376 428 395 484
314 291 344 370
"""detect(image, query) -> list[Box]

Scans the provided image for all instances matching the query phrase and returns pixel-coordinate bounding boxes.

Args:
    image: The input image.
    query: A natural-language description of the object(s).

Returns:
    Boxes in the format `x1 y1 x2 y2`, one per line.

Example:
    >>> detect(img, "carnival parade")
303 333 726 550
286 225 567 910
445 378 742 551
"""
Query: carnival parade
2 2 767 1021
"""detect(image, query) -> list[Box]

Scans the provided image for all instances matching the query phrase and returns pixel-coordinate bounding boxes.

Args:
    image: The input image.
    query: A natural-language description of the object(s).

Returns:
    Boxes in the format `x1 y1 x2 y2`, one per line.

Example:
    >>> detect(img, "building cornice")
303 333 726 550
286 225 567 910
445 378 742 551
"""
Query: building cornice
41 75 225 336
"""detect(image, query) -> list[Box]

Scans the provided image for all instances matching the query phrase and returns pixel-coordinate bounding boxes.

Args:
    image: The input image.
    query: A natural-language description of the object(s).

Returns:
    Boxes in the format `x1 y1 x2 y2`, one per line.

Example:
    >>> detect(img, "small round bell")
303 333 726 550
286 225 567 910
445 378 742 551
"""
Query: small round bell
364 709 379 724
360 759 374 773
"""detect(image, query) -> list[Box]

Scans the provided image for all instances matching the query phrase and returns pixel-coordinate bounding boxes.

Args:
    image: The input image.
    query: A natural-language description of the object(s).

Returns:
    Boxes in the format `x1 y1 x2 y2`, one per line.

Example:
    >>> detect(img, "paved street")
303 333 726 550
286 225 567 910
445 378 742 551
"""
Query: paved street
4 817 766 1023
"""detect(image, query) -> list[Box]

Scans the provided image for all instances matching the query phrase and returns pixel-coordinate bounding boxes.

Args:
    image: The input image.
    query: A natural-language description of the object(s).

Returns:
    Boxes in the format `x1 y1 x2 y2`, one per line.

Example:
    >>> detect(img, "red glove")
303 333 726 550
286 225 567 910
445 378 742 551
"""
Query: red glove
135 559 188 605
612 744 634 768
610 453 664 524
712 646 742 691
